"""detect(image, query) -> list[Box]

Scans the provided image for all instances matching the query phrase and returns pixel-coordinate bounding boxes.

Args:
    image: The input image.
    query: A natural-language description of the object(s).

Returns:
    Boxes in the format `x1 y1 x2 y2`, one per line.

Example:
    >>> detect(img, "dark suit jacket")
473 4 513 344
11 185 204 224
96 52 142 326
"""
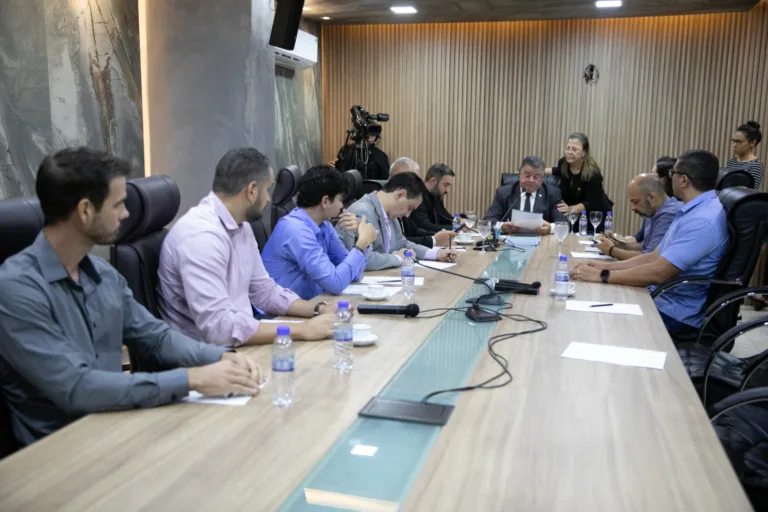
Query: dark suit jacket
398 218 434 248
410 182 453 234
483 183 567 224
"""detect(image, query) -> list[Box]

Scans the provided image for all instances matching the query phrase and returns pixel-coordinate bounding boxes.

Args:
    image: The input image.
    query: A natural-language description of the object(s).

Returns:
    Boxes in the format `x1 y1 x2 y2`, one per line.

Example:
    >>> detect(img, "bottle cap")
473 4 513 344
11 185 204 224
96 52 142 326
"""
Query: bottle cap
559 255 568 262
404 250 413 258
277 326 291 336
607 211 612 215
338 301 350 309
454 212 460 216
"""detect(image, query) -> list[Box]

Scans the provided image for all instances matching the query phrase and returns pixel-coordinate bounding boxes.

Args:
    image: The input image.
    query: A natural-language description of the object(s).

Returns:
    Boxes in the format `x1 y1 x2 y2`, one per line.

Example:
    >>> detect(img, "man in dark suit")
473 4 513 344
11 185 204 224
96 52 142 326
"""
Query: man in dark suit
484 156 567 236
410 163 456 234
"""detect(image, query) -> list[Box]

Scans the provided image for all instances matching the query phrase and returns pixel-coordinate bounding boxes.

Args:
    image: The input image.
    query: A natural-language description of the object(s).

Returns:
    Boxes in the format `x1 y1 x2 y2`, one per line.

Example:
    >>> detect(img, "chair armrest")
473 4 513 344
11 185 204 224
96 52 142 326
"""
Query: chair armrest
702 315 768 404
695 285 768 345
708 386 768 421
650 277 742 299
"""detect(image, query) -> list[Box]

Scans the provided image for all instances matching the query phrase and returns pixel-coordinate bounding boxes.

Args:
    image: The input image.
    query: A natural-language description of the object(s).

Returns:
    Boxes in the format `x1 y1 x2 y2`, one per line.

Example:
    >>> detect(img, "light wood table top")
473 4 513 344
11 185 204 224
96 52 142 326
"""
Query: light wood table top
403 236 752 511
0 237 750 511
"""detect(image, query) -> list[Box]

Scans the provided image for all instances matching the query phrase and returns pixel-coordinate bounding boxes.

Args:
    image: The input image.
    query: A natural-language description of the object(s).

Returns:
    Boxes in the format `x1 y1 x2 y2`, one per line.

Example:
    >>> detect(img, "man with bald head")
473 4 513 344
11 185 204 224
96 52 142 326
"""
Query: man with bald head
389 157 456 248
595 173 681 260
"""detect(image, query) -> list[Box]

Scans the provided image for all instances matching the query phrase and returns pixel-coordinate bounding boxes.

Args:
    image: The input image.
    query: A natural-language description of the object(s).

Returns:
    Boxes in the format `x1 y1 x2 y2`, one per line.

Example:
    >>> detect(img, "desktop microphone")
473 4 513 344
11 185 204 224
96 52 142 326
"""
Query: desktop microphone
358 304 420 318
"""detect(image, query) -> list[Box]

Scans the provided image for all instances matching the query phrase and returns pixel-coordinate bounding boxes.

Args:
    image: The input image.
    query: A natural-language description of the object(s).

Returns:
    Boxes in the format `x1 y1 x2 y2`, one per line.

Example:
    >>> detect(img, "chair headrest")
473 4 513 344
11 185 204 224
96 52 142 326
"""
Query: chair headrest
716 168 754 191
0 197 45 265
718 186 766 214
272 166 302 206
114 175 180 244
343 170 363 203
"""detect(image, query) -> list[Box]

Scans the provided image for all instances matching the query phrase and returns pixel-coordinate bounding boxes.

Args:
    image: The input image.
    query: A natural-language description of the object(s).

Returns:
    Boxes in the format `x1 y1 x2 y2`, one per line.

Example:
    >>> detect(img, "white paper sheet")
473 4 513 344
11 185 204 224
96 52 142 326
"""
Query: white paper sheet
417 261 458 270
435 246 467 252
361 276 424 286
183 390 254 406
584 246 602 253
571 251 613 260
341 285 401 297
561 342 667 370
259 319 304 324
578 240 594 245
565 300 643 316
511 210 545 231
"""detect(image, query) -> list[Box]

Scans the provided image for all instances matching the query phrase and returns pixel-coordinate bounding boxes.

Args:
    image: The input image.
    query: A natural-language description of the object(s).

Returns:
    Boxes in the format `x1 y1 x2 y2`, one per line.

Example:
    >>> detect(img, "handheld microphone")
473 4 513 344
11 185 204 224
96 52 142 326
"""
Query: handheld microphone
493 280 541 295
358 304 420 318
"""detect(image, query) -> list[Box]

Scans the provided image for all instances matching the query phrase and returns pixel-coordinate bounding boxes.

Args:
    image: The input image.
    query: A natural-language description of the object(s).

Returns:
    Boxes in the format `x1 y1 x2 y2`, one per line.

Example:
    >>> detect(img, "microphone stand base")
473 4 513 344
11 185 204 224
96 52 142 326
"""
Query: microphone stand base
466 293 506 305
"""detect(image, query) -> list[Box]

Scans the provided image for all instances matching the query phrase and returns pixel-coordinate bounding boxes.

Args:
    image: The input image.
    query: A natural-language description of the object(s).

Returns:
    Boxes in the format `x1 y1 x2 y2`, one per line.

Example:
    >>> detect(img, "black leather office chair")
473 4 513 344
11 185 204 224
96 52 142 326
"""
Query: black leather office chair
653 187 768 346
343 170 363 207
0 197 43 459
717 168 755 191
500 172 562 189
251 218 270 250
271 166 302 231
709 385 768 509
361 179 383 196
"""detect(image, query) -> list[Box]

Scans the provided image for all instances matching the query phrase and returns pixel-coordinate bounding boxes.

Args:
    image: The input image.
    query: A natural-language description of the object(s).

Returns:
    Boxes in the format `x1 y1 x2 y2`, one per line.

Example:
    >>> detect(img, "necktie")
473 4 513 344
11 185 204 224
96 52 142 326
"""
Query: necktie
524 192 532 213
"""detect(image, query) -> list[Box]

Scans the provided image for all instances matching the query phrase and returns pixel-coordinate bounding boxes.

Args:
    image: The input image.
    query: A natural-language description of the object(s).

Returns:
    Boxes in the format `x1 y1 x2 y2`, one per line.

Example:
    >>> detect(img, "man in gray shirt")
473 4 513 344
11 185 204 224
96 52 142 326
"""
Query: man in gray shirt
0 148 262 446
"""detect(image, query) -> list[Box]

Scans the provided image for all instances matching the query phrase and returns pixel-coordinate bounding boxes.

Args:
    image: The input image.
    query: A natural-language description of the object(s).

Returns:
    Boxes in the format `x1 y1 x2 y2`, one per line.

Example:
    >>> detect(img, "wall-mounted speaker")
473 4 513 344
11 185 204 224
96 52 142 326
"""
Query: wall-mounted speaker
269 0 306 50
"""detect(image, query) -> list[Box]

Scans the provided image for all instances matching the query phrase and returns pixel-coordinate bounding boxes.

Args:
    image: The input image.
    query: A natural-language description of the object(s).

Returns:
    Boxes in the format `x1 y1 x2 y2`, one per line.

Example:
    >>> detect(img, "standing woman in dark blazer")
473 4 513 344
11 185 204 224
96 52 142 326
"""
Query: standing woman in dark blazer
546 132 607 218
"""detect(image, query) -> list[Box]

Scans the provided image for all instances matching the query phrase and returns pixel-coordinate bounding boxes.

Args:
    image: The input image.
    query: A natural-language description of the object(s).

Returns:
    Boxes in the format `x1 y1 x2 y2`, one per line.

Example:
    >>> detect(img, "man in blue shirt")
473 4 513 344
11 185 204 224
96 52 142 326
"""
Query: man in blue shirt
262 165 378 300
594 173 681 260
571 150 729 335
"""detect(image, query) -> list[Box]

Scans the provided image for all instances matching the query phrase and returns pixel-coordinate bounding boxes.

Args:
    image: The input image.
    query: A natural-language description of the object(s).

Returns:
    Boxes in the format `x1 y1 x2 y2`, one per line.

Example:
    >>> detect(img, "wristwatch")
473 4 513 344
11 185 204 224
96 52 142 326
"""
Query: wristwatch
313 301 328 316
608 246 615 258
600 269 610 284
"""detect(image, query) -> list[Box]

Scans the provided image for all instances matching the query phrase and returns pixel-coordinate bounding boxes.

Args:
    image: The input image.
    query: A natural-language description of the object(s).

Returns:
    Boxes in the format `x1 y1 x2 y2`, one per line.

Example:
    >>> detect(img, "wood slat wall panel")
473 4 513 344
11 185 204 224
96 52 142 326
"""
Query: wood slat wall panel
322 3 768 234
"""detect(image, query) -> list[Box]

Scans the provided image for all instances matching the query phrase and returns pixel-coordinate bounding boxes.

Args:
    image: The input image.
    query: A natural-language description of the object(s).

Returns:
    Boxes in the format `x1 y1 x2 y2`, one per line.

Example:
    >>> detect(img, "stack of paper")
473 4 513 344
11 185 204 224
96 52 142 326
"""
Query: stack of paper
511 210 545 232
341 284 401 296
570 251 612 260
418 261 457 270
565 300 643 316
362 276 424 286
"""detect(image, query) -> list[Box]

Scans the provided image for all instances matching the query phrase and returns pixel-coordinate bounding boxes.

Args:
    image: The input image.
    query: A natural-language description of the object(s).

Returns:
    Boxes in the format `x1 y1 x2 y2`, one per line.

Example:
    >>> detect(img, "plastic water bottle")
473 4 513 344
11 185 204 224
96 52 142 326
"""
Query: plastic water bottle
401 250 415 300
333 301 353 373
555 255 570 302
452 213 462 232
272 326 295 407
604 211 613 233
579 212 588 236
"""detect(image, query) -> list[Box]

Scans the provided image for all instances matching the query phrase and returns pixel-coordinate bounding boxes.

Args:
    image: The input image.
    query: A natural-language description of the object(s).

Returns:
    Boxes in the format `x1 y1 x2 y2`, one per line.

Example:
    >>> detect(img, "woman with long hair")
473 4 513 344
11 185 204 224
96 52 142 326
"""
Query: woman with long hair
727 121 763 190
547 132 608 218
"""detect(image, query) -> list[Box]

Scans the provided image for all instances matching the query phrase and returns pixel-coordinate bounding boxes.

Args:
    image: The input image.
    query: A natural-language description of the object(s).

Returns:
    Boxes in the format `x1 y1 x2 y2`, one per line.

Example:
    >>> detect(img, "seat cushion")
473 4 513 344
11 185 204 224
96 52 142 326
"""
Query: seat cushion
678 343 745 403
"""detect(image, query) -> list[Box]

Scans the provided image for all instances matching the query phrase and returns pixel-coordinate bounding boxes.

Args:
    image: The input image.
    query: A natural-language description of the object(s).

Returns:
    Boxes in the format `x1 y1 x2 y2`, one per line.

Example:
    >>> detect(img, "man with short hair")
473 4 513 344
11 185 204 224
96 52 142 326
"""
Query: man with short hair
0 148 262 446
262 165 378 300
484 156 567 235
410 163 457 234
158 148 338 347
594 174 681 260
572 150 729 335
338 172 459 270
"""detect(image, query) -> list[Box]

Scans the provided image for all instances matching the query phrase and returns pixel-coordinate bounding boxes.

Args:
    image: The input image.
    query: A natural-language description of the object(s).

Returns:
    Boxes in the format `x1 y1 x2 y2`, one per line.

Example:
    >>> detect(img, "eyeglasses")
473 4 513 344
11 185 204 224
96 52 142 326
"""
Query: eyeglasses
669 170 689 179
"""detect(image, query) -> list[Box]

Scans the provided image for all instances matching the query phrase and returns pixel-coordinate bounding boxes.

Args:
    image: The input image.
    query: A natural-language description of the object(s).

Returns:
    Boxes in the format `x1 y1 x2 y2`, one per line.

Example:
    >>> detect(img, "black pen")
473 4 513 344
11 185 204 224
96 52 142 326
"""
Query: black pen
590 303 614 308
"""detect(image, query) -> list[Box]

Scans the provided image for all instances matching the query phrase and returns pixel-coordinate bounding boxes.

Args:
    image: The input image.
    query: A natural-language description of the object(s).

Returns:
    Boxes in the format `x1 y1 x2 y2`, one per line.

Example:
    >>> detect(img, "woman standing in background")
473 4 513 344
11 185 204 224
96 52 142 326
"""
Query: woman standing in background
727 121 764 190
546 132 609 218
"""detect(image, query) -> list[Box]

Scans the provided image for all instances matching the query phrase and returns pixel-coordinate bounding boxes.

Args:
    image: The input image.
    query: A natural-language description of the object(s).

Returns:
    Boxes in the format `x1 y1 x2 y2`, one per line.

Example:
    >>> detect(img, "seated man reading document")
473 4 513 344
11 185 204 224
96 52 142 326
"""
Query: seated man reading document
483 156 567 235
262 165 377 300
594 173 681 260
158 148 338 347
0 148 262 446
338 172 459 270
571 150 729 336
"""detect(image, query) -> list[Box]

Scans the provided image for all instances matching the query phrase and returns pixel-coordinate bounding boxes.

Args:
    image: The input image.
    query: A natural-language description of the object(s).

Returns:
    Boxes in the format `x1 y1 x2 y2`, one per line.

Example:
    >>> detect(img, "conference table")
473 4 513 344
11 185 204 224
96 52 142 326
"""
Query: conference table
0 236 752 511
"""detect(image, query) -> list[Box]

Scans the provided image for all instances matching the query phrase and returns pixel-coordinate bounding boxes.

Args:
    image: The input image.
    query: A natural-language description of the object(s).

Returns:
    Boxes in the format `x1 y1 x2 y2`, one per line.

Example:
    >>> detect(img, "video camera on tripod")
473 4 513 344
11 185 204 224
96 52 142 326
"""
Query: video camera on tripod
335 105 390 176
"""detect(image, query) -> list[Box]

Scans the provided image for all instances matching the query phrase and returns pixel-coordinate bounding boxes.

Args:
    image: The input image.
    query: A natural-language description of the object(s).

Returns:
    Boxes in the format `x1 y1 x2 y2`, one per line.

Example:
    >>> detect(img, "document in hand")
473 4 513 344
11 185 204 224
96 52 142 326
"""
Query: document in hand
511 210 544 232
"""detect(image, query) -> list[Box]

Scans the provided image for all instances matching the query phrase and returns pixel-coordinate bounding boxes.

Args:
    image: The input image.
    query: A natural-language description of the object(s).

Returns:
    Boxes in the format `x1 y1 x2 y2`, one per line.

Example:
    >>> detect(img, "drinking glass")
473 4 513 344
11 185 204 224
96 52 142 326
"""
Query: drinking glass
589 211 603 235
465 210 477 229
554 221 569 254
477 220 492 253
567 211 579 236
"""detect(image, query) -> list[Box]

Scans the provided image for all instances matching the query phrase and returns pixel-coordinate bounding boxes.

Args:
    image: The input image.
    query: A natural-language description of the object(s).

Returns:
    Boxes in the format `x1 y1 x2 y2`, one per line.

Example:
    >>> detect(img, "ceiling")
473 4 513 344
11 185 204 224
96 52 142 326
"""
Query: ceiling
301 0 761 25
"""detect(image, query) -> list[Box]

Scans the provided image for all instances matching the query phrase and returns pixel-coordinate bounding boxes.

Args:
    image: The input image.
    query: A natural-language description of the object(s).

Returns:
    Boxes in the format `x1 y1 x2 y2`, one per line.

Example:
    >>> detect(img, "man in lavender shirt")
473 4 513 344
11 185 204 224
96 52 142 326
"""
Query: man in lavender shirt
157 148 338 347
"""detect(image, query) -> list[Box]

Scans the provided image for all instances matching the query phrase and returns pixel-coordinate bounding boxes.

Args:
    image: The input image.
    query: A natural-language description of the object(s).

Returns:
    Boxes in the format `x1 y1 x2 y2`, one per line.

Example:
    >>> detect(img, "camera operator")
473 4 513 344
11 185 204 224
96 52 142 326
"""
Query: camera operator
331 106 391 180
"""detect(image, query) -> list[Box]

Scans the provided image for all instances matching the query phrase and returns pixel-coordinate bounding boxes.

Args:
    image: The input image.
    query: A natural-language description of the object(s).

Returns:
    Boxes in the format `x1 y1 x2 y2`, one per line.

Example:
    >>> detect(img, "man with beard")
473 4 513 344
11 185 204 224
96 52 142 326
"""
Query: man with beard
0 148 264 446
594 174 681 260
409 163 456 235
262 165 377 300
158 148 338 347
